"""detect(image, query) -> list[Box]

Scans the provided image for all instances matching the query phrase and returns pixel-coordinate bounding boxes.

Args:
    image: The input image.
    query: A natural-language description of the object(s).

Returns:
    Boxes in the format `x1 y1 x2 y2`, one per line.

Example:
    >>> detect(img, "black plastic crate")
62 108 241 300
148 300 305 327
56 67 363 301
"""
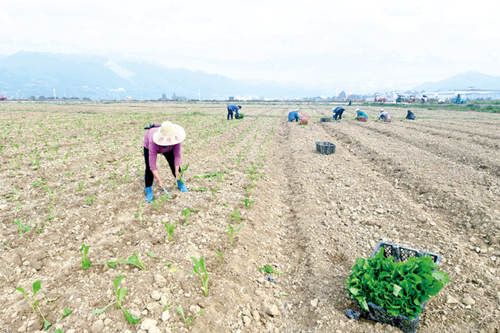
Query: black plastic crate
320 117 331 122
316 142 336 155
346 242 441 333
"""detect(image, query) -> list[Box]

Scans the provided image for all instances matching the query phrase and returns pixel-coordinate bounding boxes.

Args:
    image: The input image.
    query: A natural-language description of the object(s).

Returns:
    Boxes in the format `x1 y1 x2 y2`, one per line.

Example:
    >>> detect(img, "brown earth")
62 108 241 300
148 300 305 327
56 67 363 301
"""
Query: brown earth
0 102 499 333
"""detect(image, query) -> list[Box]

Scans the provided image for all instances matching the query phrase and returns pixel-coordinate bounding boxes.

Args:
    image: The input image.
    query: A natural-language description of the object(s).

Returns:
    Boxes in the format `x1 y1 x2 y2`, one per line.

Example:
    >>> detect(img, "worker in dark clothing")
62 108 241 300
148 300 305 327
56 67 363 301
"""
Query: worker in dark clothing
333 107 345 123
406 110 416 120
227 104 241 120
288 109 301 122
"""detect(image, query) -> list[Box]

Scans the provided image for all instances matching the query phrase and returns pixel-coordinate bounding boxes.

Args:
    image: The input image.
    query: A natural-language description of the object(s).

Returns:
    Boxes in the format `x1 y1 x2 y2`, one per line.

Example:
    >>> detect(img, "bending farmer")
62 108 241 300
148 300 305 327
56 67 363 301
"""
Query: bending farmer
227 104 241 120
143 121 188 202
288 109 301 122
406 110 416 120
355 108 368 120
333 107 345 123
378 109 388 121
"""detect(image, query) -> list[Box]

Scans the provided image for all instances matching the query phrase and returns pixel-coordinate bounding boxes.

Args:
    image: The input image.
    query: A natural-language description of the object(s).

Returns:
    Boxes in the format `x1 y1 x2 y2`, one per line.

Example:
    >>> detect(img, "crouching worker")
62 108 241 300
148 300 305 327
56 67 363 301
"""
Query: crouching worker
355 108 368 121
288 109 301 122
406 110 416 120
378 109 391 122
227 104 241 120
144 121 188 202
333 106 345 123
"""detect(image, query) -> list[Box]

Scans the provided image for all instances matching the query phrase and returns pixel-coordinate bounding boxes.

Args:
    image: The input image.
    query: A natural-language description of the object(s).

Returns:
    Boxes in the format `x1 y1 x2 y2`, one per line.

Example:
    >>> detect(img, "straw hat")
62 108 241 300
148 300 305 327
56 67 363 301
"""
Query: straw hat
153 121 186 146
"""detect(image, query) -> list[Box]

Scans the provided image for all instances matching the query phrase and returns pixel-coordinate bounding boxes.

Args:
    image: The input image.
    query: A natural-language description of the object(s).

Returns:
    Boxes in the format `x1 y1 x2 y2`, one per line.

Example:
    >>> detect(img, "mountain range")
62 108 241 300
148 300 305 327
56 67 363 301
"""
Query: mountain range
0 52 326 100
413 71 500 92
1 52 500 99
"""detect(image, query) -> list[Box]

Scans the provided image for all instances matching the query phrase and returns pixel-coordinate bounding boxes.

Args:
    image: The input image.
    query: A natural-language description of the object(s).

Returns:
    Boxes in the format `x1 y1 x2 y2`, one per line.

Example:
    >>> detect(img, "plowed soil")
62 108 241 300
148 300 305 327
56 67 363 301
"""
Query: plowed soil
1 102 499 333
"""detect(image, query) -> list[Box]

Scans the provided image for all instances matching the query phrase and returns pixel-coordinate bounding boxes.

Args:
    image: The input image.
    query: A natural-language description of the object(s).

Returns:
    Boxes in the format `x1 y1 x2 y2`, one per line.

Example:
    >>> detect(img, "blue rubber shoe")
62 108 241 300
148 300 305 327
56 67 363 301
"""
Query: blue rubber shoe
177 179 189 192
145 186 153 202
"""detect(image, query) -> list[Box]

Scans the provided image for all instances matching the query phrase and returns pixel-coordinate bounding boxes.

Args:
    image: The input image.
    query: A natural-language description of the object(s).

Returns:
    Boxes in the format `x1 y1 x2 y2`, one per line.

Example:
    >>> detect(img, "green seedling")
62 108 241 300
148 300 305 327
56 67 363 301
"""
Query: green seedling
92 275 141 325
178 163 189 185
147 251 171 261
86 195 96 205
241 198 255 210
77 181 85 191
14 202 25 217
230 209 242 224
176 305 205 329
80 245 147 270
152 193 170 212
211 189 217 197
181 208 192 226
134 202 144 223
12 218 30 237
10 186 20 201
15 280 52 329
33 178 45 187
216 250 223 265
191 256 209 297
194 187 208 192
163 221 177 242
224 222 243 247
258 264 289 275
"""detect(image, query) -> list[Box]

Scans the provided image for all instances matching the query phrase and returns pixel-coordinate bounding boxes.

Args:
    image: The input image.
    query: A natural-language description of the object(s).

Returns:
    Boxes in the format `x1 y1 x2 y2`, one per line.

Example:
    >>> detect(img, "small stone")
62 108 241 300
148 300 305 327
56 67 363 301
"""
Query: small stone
266 304 280 317
66 330 76 333
104 318 112 326
154 274 166 288
140 319 158 330
310 299 319 308
446 295 459 304
151 290 161 301
243 316 252 326
190 305 201 314
17 325 27 332
233 249 239 254
99 314 106 320
147 302 161 313
161 310 171 322
149 327 161 333
160 296 169 307
462 296 475 306
252 310 260 321
91 320 104 333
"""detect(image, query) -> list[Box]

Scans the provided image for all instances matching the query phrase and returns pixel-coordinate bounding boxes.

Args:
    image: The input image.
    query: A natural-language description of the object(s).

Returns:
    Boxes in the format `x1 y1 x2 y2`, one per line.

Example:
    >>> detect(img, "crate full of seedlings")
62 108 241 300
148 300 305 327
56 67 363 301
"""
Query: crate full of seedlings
345 242 449 333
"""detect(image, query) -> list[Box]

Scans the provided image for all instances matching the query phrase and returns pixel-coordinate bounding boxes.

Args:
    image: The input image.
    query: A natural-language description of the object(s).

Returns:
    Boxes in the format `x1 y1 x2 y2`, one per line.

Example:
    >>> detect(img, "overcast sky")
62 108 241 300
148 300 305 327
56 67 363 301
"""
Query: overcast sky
1 0 499 93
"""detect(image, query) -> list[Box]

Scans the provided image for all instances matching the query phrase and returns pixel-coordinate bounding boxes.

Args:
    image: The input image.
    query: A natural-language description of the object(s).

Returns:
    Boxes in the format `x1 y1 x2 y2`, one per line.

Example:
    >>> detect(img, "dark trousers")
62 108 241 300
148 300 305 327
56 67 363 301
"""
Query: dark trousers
334 110 344 120
227 109 233 120
144 147 179 187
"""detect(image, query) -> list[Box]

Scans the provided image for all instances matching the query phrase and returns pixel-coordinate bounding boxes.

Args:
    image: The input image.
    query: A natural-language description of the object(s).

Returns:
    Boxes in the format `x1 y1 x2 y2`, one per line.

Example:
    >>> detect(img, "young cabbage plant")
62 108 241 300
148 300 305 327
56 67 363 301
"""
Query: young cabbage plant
178 163 189 185
91 275 141 325
77 181 85 191
15 280 52 329
181 208 192 226
216 250 223 265
241 198 255 210
224 222 243 247
191 256 209 297
134 202 144 223
176 305 205 329
230 209 242 224
152 194 170 212
258 264 290 275
12 218 30 237
162 221 177 242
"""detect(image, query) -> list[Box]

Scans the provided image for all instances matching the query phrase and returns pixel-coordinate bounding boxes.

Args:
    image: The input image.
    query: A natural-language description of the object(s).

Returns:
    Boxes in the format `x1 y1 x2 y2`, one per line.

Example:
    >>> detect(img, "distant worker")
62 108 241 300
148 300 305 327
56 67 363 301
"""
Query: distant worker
143 121 188 203
227 104 241 120
332 106 345 123
288 109 301 122
348 100 352 106
406 110 416 120
379 109 388 121
355 108 368 121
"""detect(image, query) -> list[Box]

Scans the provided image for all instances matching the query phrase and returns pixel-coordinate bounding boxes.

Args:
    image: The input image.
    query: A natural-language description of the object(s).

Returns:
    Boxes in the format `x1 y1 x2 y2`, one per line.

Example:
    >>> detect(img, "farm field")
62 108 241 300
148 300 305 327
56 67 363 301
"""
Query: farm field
1 102 499 333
